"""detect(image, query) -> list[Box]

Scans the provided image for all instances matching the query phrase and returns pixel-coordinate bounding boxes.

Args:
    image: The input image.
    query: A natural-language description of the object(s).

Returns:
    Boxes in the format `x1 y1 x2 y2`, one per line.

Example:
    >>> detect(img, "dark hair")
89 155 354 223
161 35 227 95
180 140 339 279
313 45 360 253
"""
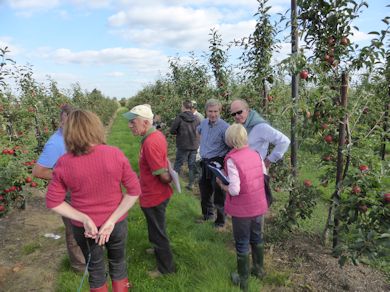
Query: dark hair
60 104 74 116
182 100 193 110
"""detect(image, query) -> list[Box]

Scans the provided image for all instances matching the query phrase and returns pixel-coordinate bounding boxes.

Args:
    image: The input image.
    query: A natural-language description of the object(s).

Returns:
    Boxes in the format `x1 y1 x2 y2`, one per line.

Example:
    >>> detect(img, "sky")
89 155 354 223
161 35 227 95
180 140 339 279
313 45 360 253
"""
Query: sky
1 0 389 99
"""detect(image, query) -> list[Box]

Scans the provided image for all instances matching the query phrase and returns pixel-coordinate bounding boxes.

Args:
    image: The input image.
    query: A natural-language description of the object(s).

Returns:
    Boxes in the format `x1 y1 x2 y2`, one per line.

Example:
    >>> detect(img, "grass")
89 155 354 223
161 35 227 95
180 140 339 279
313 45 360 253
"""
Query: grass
55 109 291 291
22 242 41 255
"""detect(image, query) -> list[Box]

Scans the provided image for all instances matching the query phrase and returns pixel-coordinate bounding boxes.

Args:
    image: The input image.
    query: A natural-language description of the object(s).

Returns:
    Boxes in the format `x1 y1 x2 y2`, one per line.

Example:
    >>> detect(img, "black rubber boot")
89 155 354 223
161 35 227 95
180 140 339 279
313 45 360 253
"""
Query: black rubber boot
231 253 249 291
251 243 265 278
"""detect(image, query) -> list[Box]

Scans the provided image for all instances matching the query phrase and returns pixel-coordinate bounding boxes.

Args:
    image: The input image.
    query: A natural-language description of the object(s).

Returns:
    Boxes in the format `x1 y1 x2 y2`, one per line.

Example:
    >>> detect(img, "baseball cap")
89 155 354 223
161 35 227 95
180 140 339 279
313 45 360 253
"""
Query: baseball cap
123 104 154 121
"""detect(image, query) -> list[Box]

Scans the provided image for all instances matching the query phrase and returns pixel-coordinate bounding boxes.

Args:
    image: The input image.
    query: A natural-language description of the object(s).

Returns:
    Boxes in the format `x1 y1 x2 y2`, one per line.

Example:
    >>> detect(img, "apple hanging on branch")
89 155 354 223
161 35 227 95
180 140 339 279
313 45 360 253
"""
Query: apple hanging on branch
299 70 309 80
324 134 333 143
359 165 369 173
383 193 390 203
303 179 312 187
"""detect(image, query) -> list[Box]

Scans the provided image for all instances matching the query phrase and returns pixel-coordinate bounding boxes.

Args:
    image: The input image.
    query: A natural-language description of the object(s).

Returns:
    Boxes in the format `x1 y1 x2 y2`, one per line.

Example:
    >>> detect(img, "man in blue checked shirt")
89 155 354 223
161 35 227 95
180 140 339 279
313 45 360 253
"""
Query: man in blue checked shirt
197 98 230 229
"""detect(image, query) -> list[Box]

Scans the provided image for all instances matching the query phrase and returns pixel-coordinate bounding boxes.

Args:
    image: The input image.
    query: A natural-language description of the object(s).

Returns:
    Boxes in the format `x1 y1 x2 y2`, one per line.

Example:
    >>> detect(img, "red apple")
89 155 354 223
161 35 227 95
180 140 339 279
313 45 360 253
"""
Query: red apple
324 54 330 62
324 135 333 143
2 149 9 155
359 165 369 172
383 193 390 203
25 177 32 183
30 182 38 188
327 55 335 65
358 205 368 213
0 195 4 201
0 205 5 212
299 70 309 80
304 179 312 187
327 36 336 46
267 95 273 102
322 155 333 161
351 186 361 194
340 36 350 46
321 123 329 130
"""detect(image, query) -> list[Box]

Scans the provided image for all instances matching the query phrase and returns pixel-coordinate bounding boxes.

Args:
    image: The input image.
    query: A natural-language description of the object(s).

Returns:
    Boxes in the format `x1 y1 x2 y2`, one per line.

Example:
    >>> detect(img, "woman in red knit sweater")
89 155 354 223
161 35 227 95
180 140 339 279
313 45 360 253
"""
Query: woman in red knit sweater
46 110 141 292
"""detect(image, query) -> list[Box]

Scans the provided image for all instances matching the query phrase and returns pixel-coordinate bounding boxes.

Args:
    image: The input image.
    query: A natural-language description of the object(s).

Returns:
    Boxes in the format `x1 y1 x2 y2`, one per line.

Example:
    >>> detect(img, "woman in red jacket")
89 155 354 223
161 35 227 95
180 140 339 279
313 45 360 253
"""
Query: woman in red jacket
46 110 141 292
217 123 268 291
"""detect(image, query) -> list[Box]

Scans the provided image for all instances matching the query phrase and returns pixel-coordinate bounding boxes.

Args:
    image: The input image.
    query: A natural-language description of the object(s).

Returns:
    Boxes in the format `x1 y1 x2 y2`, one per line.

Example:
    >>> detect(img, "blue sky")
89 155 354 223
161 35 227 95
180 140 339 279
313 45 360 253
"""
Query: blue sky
1 0 389 99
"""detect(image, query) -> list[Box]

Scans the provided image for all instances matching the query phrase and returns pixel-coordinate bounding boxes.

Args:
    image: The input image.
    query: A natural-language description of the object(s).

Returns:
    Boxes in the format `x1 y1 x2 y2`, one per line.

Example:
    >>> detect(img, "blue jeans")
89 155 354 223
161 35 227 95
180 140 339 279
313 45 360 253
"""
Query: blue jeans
174 148 197 187
72 219 128 288
232 216 263 254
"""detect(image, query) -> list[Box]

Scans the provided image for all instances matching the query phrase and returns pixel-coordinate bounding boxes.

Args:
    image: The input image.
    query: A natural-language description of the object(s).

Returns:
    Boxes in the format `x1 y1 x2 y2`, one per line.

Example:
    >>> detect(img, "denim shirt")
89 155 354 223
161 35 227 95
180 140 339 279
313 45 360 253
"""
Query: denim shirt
197 118 230 159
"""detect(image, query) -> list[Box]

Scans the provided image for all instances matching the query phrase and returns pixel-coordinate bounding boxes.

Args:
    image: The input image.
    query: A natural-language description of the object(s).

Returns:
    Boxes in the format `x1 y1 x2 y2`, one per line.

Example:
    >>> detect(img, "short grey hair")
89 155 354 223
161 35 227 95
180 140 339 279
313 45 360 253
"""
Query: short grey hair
231 99 249 110
205 98 222 111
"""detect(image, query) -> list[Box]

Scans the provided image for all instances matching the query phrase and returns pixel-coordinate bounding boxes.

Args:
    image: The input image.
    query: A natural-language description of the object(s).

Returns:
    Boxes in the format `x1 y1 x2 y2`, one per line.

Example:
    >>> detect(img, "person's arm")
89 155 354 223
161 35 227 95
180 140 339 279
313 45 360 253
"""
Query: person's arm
97 194 139 245
216 158 240 196
169 116 180 135
51 201 98 239
255 124 290 164
32 164 53 180
145 135 173 184
158 170 172 184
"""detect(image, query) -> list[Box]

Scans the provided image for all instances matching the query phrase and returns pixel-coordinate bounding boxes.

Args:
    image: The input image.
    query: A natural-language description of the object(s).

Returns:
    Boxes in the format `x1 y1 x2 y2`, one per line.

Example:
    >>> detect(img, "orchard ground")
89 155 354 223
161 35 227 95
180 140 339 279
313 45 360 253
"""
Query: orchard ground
0 189 388 292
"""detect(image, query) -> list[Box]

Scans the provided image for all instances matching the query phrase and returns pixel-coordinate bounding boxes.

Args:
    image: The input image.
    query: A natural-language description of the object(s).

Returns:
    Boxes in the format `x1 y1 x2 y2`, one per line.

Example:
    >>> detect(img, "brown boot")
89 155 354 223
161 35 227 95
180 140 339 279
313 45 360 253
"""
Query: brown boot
112 277 133 291
90 283 108 292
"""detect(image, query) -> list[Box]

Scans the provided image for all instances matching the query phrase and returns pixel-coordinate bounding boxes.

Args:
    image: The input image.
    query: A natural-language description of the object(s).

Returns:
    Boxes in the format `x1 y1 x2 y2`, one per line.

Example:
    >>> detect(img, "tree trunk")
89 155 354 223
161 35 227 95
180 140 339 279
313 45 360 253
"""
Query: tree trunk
332 71 349 250
290 0 298 178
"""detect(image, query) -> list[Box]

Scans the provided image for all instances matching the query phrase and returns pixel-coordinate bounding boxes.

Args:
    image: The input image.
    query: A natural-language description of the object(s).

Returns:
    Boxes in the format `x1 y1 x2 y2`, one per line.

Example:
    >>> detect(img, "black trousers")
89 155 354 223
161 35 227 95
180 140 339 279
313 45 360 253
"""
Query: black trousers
141 198 175 274
72 219 128 288
199 158 226 226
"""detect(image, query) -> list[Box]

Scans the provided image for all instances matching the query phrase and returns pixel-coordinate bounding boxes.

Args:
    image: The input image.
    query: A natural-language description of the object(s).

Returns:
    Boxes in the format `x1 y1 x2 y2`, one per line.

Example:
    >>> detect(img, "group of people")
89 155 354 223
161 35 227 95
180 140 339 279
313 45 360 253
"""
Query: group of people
168 98 290 290
32 97 290 292
33 104 175 292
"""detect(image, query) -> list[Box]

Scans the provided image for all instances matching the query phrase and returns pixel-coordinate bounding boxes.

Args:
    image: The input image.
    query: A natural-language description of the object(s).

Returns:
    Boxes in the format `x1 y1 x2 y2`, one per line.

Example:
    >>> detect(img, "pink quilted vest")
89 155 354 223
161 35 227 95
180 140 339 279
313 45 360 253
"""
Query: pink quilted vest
224 146 268 217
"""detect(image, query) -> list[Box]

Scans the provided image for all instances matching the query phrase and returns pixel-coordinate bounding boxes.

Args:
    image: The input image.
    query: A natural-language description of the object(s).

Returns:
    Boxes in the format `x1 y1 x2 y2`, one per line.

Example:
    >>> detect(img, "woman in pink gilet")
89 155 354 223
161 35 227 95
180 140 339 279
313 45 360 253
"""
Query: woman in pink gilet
216 123 268 291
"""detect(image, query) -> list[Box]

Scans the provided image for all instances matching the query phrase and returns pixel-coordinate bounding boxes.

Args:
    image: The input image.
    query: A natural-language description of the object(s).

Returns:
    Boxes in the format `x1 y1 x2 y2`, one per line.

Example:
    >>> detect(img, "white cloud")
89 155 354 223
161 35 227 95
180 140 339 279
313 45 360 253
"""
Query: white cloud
350 28 371 43
0 36 23 57
108 6 225 50
106 71 125 77
37 47 167 67
7 0 60 10
68 0 112 9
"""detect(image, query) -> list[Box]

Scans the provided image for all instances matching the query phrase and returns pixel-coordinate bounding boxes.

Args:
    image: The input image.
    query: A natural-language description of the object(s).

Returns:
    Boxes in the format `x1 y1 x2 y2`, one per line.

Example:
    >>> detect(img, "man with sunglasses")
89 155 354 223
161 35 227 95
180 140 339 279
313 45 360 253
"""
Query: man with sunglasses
230 99 290 170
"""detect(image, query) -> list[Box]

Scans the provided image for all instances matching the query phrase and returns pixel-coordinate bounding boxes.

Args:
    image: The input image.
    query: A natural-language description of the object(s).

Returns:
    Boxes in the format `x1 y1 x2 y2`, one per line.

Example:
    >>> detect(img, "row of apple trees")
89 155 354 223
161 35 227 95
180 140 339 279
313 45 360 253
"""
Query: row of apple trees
126 0 389 269
0 47 118 216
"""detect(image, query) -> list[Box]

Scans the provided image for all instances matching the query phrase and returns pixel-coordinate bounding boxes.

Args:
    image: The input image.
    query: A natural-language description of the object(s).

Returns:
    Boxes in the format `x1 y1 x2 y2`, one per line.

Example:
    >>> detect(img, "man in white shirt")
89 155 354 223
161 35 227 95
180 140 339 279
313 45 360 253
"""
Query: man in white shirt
230 99 290 171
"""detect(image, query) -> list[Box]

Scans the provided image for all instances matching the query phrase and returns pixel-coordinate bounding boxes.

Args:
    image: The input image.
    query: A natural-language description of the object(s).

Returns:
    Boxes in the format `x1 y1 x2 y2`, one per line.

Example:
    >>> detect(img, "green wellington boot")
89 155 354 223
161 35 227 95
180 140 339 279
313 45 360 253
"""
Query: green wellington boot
251 243 265 278
231 253 249 291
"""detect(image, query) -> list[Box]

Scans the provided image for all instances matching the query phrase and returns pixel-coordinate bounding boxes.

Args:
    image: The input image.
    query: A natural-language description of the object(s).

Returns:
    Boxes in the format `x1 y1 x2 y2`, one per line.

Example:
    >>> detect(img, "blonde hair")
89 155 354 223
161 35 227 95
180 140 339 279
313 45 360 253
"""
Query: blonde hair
64 109 106 156
225 123 248 149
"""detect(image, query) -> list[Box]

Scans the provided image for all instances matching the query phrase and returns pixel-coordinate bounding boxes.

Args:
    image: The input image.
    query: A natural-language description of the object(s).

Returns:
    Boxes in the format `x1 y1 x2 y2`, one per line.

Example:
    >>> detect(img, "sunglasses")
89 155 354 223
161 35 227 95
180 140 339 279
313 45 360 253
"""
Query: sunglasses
231 110 243 117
